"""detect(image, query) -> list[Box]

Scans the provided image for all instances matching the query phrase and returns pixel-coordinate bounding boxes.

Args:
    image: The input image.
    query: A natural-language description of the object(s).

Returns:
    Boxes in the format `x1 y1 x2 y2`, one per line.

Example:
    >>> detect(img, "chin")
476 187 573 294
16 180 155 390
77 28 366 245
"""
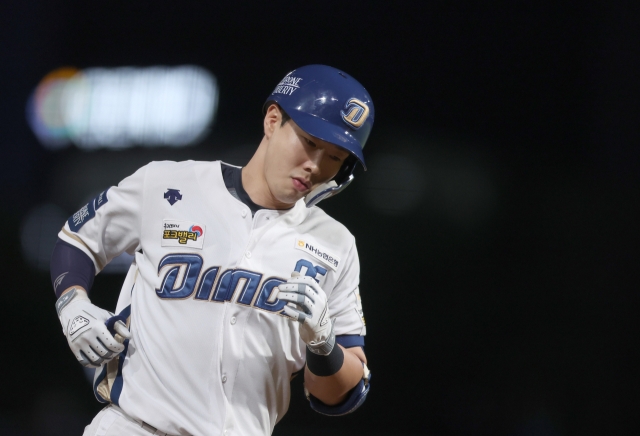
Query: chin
278 190 305 206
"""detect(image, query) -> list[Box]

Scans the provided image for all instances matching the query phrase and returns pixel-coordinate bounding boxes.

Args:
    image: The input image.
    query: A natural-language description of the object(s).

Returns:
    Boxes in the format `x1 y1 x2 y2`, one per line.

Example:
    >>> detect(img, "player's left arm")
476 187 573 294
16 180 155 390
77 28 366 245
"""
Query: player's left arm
278 269 370 414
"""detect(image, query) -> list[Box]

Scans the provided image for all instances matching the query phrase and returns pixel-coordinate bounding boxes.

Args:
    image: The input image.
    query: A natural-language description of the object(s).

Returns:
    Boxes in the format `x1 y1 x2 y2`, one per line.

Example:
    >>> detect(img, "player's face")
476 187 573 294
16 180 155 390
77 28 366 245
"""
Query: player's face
263 106 350 206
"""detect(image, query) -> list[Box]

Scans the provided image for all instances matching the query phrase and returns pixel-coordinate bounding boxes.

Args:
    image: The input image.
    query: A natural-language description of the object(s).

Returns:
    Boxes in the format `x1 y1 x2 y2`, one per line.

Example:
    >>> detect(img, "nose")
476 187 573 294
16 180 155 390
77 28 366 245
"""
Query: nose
302 149 323 175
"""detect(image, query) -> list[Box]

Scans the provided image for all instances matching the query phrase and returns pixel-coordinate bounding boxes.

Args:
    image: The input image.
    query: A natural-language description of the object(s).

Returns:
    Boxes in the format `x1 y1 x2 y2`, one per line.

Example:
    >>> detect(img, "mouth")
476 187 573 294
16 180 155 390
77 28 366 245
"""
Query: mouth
292 177 311 192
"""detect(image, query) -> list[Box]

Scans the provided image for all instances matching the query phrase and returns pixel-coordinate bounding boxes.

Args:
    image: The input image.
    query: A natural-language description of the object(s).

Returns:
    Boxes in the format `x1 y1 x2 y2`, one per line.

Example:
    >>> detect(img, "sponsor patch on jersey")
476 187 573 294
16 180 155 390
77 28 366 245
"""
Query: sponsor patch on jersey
294 238 340 271
162 220 205 249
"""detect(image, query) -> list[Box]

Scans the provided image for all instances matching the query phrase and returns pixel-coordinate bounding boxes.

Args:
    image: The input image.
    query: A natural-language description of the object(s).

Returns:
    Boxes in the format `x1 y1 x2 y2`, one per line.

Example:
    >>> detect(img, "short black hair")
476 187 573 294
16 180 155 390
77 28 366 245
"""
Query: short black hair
279 106 291 126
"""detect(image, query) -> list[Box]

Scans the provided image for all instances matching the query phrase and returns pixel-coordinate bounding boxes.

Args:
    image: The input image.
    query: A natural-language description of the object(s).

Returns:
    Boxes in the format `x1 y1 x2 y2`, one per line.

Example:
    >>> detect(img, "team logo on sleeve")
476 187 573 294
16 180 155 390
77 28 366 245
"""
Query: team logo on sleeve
294 238 340 271
162 220 205 249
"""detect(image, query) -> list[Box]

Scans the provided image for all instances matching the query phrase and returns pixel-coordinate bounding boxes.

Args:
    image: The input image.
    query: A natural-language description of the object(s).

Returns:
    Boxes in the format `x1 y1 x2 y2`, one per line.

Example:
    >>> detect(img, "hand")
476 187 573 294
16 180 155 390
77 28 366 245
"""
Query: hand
277 272 335 355
56 288 131 368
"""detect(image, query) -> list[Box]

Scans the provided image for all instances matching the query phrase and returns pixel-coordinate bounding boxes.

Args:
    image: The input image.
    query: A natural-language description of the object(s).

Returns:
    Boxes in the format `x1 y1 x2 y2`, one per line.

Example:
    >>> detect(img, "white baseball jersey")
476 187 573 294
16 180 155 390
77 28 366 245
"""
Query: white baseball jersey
58 160 366 436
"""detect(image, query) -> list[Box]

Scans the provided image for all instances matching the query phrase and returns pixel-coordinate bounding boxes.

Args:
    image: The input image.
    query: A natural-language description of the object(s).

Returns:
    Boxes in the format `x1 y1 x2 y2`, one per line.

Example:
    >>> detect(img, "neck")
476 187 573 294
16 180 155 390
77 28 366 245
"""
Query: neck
242 137 294 210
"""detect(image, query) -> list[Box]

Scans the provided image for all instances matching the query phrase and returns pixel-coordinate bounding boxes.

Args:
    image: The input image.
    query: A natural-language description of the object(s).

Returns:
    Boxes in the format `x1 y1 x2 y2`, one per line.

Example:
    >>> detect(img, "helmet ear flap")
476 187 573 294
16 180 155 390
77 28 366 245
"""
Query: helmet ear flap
333 155 359 186
304 156 359 208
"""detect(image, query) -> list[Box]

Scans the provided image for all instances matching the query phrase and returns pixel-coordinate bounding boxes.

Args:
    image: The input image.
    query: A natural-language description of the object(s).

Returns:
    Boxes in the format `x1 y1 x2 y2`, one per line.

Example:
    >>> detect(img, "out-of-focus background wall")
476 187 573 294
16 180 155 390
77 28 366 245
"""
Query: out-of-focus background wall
1 1 638 435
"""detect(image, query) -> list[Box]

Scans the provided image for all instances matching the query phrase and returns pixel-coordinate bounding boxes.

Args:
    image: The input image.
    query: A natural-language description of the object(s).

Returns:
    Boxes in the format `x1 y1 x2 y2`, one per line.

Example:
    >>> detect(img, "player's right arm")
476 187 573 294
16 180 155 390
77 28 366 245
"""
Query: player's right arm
50 165 147 367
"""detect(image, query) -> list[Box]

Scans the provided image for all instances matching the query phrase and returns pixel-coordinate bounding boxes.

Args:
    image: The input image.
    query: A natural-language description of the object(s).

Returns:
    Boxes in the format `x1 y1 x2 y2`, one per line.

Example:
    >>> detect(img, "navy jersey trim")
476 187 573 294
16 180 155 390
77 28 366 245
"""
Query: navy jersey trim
109 304 132 406
336 335 365 348
220 163 292 216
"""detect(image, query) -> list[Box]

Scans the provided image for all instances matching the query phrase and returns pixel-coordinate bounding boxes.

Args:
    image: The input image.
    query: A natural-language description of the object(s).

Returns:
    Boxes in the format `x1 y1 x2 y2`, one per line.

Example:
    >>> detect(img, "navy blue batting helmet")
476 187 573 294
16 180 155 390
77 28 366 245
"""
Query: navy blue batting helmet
264 64 374 170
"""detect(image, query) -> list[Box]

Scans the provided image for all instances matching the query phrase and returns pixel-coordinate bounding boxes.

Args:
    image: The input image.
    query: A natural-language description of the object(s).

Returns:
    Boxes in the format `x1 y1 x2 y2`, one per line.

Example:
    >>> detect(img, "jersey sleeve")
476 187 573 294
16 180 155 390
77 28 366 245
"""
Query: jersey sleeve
57 165 147 273
328 238 367 338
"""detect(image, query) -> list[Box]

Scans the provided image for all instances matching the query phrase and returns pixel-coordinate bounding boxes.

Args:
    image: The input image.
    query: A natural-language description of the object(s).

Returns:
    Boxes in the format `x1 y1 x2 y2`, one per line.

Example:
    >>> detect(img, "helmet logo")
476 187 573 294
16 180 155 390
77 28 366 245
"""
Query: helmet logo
340 98 370 130
272 74 303 96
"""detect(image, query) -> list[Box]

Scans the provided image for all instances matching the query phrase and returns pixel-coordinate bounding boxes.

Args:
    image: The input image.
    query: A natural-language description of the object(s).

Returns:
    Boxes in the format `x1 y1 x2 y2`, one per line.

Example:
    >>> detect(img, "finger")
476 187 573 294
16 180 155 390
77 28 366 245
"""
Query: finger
285 279 322 299
77 350 93 367
80 346 105 366
92 338 115 359
113 321 131 339
277 292 314 314
277 291 306 305
277 283 307 293
281 304 307 323
105 315 128 336
96 328 125 353
281 284 317 303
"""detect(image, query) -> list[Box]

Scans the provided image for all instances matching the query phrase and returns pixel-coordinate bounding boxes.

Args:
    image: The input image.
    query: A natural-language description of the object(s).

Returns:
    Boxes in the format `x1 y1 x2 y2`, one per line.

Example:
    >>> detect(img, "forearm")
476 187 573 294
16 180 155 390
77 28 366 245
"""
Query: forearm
304 346 366 405
50 238 96 297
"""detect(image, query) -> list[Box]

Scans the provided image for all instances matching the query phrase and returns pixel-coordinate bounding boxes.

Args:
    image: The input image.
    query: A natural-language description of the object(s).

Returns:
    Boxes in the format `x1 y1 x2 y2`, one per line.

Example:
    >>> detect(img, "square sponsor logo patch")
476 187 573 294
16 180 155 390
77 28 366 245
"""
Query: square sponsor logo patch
162 220 206 249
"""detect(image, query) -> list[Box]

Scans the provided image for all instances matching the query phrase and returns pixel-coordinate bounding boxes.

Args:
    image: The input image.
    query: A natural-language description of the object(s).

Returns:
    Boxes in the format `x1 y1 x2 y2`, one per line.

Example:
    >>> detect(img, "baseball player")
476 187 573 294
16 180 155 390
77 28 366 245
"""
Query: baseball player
50 64 374 436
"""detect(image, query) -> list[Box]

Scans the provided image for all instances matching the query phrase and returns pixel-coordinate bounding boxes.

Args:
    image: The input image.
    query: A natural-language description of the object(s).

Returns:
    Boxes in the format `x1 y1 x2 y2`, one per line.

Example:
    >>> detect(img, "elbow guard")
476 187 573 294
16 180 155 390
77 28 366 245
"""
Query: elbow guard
306 364 371 416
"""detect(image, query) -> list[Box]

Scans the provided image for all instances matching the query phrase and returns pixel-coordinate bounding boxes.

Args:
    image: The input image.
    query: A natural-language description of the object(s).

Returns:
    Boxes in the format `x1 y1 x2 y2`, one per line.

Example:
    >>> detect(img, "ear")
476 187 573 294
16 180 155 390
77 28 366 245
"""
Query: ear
263 104 282 139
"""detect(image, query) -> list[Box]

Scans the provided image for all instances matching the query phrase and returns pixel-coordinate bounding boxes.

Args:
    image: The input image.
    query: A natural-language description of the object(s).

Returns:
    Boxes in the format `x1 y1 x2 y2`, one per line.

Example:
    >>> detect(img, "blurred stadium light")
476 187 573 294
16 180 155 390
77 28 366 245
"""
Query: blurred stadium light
27 65 218 150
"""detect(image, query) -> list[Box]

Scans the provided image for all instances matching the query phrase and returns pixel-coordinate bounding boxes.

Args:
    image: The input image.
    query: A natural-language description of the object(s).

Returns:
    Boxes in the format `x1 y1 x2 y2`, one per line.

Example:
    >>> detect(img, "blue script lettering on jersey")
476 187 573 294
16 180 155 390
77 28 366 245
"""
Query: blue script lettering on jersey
155 255 327 314
210 269 263 304
156 253 203 299
194 267 219 300
294 259 327 282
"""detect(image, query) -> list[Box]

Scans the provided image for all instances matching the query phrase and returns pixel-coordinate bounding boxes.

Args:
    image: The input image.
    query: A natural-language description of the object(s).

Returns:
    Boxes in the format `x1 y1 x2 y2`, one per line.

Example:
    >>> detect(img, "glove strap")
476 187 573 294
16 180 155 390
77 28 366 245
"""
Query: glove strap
55 287 89 316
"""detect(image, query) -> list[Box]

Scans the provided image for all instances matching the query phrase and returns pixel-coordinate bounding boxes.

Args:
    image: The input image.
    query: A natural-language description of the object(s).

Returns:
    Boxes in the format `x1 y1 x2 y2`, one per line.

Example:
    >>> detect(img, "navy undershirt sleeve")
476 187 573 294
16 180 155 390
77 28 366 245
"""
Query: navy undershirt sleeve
50 238 96 298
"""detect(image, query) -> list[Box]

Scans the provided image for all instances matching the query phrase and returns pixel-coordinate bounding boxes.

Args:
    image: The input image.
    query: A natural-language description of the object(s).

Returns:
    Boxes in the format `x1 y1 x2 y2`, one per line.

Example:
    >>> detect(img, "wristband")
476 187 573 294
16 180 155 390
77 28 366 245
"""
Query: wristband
306 343 344 377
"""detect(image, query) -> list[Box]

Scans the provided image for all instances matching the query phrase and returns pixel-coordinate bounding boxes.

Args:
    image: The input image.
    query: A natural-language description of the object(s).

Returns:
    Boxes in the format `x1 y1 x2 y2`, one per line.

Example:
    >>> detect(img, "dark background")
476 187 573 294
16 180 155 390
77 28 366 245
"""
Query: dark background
1 1 638 435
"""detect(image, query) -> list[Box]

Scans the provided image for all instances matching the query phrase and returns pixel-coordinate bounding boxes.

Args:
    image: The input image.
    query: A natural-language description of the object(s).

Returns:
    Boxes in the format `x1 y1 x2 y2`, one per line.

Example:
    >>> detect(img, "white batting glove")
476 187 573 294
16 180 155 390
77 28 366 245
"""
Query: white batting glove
277 272 335 355
55 288 131 368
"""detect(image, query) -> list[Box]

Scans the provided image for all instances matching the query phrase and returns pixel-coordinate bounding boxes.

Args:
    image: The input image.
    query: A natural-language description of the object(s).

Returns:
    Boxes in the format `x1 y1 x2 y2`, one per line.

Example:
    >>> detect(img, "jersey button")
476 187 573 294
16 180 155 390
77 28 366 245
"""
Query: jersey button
245 251 251 258
230 316 236 325
222 374 227 383
241 209 247 218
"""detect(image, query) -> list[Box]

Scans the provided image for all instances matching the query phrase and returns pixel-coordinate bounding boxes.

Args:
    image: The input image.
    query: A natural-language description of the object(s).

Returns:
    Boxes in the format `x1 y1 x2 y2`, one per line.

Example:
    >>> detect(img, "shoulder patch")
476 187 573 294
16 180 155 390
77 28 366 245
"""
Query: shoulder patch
68 202 96 232
294 238 341 271
67 189 110 232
